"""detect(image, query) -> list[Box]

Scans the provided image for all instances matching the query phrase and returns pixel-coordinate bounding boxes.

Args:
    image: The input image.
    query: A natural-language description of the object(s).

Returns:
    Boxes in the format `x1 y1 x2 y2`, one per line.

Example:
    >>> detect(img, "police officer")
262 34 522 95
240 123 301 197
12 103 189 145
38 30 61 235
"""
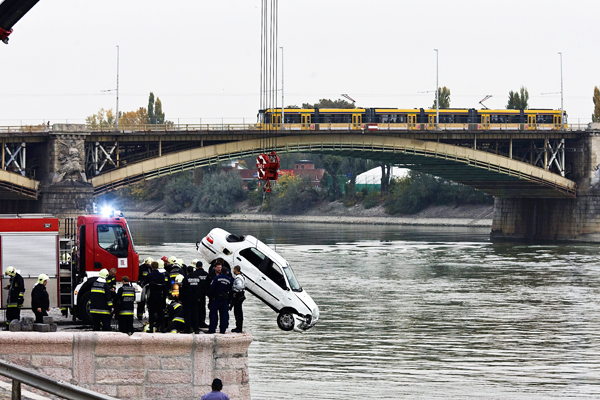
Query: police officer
31 273 50 324
194 260 209 329
4 266 25 329
230 265 246 333
167 275 186 333
143 261 167 333
116 276 135 334
207 263 233 334
180 265 201 333
90 269 113 331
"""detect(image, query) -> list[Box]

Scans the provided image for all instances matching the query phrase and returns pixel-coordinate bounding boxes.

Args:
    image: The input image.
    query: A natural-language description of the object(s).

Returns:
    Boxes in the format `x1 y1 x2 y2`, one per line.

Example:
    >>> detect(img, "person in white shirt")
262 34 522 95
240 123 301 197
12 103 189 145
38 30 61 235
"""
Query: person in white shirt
230 265 246 333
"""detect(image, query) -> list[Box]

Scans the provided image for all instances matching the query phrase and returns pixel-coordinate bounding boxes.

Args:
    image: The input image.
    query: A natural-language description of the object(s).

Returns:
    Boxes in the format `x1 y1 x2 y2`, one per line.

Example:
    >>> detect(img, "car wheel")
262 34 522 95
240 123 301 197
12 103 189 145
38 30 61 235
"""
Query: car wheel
77 291 93 325
277 310 295 331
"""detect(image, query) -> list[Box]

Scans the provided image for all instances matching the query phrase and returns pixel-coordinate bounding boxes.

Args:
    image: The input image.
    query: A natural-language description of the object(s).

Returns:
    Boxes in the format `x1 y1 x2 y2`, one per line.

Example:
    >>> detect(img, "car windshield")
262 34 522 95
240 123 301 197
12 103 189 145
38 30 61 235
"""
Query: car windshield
283 263 301 292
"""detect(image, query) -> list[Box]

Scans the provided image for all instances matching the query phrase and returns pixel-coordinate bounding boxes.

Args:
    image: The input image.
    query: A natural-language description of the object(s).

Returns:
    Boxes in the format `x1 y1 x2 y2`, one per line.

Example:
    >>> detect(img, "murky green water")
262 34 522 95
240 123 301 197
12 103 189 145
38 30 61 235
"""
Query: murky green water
130 219 600 399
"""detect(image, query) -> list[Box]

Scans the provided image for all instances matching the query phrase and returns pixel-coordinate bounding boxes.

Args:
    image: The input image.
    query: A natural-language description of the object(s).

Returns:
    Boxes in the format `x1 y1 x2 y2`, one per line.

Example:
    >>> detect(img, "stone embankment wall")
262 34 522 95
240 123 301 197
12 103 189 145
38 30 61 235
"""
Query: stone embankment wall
0 332 252 400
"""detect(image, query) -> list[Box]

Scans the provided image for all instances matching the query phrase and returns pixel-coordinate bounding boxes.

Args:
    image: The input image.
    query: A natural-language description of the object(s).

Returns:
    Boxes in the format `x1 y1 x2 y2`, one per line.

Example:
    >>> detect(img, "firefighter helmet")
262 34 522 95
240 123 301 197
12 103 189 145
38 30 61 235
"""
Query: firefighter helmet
158 259 165 268
61 253 71 262
167 256 177 264
176 258 184 267
191 259 199 266
161 256 168 262
144 257 154 265
98 269 109 279
5 266 16 277
174 274 184 284
37 274 49 284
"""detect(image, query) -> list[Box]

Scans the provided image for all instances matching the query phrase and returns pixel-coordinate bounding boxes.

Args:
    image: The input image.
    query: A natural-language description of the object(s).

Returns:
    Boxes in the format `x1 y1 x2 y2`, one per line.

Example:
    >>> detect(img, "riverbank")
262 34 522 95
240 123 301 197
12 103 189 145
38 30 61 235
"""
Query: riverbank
120 200 494 227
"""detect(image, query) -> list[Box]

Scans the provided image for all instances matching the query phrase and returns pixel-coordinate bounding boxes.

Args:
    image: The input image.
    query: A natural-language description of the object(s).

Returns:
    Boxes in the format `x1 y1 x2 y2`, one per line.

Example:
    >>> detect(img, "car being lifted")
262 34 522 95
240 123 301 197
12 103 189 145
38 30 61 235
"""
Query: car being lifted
197 228 319 332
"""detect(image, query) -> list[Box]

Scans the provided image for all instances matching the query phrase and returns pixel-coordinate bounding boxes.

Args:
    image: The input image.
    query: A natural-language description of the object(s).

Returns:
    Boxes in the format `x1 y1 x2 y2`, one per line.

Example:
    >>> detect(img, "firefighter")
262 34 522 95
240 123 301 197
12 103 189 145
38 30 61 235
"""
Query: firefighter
180 265 201 334
138 257 154 285
31 274 50 324
167 275 186 333
116 276 135 334
4 266 25 329
90 269 113 331
194 260 209 329
107 268 117 292
143 261 167 333
207 263 233 334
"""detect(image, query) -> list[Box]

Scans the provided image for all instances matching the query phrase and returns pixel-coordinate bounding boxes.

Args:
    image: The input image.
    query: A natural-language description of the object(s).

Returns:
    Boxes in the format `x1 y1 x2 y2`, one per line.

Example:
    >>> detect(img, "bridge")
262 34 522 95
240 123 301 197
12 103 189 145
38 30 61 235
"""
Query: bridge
1 122 599 241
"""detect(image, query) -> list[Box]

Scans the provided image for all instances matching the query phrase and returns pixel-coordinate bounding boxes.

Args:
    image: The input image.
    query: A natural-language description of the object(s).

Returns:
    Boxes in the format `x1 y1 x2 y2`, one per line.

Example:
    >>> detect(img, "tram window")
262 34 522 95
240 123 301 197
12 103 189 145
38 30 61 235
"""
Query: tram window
285 114 301 123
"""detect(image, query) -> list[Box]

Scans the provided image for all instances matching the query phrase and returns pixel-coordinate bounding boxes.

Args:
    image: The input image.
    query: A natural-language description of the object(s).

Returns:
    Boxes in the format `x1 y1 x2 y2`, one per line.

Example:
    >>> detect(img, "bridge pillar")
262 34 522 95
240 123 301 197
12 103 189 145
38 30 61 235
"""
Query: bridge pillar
491 128 600 242
39 124 93 220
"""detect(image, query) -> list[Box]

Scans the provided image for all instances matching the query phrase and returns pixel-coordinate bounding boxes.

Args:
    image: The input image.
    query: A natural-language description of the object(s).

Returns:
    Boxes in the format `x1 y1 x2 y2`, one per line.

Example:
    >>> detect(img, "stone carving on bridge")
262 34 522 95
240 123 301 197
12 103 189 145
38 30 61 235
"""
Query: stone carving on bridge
51 138 87 184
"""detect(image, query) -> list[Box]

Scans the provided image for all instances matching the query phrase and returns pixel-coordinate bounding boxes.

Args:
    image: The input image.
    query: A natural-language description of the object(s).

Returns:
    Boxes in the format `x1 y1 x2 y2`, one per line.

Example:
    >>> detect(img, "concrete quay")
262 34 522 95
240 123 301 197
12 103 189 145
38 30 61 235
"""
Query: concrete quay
0 331 252 400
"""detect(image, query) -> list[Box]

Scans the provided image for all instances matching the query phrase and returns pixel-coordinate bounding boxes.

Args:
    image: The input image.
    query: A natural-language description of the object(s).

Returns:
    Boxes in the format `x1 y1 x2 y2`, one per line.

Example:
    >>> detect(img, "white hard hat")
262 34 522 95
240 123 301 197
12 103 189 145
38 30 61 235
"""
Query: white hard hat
167 256 177 264
191 259 199 265
144 257 154 265
5 266 16 277
38 274 49 284
158 259 164 268
98 269 109 279
174 274 184 284
176 258 184 266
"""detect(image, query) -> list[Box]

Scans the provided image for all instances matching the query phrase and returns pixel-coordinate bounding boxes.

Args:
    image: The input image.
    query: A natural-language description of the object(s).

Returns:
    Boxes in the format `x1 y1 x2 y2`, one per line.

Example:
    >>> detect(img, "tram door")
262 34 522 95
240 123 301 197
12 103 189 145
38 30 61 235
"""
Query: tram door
527 114 536 130
428 114 435 129
408 114 416 129
274 114 281 129
481 114 490 130
352 114 362 130
301 114 311 130
553 114 562 130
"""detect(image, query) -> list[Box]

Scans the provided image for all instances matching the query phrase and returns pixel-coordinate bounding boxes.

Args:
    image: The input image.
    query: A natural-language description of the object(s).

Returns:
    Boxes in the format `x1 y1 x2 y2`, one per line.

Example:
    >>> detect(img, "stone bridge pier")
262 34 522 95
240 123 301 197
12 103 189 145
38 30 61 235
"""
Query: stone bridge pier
40 124 93 220
492 127 600 242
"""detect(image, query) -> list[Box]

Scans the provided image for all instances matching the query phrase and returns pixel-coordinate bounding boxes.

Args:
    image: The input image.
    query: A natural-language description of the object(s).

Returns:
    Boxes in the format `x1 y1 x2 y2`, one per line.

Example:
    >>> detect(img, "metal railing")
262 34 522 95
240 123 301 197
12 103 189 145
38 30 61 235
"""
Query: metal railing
0 359 117 400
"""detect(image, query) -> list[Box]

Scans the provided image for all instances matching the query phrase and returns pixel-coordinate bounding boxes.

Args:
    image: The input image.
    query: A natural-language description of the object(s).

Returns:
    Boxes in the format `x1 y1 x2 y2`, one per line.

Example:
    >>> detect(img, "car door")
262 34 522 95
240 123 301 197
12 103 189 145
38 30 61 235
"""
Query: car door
236 247 286 310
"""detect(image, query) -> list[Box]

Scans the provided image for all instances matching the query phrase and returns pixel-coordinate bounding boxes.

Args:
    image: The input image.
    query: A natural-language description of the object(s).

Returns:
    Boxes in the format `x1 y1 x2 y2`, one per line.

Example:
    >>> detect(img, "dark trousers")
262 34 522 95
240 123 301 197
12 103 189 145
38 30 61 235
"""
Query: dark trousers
33 309 48 324
208 298 229 334
147 295 165 333
92 313 112 331
233 296 245 331
5 307 20 327
183 299 199 333
198 296 207 327
168 320 185 333
118 314 134 333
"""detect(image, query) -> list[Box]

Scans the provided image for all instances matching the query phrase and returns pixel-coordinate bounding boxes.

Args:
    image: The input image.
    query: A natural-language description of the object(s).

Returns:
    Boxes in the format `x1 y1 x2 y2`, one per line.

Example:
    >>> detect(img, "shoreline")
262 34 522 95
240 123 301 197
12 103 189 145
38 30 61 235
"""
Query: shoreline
124 211 493 228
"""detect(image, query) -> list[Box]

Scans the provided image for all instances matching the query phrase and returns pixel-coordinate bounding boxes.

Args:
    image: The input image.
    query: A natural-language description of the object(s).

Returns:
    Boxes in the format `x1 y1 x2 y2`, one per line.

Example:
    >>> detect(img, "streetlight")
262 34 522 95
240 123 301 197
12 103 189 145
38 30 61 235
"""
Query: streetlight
558 51 564 128
280 46 284 130
434 49 439 129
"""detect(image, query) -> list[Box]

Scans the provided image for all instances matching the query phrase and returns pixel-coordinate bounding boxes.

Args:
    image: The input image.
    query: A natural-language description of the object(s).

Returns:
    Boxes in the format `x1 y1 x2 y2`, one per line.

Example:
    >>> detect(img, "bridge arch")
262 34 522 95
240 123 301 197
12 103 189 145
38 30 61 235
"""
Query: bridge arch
90 134 576 198
0 169 40 199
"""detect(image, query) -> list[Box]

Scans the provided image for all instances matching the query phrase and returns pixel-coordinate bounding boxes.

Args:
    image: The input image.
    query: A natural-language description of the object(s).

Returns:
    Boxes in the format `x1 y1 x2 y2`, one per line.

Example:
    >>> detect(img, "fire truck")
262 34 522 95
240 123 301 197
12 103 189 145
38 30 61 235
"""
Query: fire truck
0 212 139 324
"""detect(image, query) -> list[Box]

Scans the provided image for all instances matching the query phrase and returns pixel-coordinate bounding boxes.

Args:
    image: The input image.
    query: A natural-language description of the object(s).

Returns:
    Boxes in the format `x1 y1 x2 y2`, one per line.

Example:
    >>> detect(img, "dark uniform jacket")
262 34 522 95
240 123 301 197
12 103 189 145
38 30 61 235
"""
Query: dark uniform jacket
7 273 25 307
106 275 117 291
194 268 209 296
167 300 185 324
116 284 136 316
180 274 201 301
31 283 49 311
143 270 168 298
209 273 233 300
90 278 113 315
138 263 151 285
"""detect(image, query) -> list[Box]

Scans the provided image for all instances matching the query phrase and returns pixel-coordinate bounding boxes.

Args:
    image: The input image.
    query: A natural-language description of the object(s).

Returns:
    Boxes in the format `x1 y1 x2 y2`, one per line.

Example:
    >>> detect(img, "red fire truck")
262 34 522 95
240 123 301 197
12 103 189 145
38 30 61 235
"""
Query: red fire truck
0 212 139 324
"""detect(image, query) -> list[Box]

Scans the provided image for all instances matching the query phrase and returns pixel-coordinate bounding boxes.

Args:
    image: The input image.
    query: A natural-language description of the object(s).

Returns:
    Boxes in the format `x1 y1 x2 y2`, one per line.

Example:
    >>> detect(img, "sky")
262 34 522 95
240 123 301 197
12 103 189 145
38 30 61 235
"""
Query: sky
1 0 598 126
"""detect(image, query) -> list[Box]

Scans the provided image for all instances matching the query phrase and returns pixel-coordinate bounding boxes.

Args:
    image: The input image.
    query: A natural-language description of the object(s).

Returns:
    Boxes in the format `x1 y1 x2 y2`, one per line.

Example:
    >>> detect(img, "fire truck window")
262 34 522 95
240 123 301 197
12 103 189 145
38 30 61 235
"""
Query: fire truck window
97 225 129 257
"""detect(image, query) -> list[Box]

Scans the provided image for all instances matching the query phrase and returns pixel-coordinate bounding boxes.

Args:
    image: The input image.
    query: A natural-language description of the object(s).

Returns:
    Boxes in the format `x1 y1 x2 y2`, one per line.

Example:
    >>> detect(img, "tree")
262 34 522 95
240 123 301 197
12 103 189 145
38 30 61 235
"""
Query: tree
302 98 356 109
506 86 529 110
119 107 149 127
320 155 343 200
271 174 320 214
154 98 165 124
148 92 155 124
193 171 246 214
380 164 392 194
164 172 197 213
86 108 116 130
431 86 451 109
593 86 600 123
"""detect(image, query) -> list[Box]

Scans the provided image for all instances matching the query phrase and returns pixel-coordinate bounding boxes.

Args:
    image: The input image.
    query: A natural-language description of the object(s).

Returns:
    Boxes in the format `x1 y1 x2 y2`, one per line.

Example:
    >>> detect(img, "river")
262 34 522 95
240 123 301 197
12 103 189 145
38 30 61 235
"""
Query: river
129 220 600 399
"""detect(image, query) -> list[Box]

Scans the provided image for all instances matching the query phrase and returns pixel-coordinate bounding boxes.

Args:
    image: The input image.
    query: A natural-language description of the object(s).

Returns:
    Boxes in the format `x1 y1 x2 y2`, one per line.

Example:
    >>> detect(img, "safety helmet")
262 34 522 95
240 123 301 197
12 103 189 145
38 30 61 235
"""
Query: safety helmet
161 256 168 262
174 274 184 284
38 274 49 284
176 258 184 267
4 266 16 277
158 259 165 268
191 259 199 266
144 257 154 265
167 256 177 264
61 253 71 261
98 269 109 279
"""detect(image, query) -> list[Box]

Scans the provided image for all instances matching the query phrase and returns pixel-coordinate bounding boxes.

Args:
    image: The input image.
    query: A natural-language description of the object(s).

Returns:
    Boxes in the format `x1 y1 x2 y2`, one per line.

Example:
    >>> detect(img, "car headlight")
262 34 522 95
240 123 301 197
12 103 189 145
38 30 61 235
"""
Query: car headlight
312 306 320 321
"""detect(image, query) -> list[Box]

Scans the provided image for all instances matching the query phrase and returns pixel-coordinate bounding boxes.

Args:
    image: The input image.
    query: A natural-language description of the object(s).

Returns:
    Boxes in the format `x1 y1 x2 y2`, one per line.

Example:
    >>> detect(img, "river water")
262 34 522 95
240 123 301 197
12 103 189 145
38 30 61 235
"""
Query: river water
129 220 600 399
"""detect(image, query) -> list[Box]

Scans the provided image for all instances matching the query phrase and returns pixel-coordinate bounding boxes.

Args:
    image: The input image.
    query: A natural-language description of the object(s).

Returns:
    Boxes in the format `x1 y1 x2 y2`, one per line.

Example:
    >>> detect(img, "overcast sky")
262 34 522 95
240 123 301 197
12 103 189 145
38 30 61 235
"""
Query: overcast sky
1 0 598 126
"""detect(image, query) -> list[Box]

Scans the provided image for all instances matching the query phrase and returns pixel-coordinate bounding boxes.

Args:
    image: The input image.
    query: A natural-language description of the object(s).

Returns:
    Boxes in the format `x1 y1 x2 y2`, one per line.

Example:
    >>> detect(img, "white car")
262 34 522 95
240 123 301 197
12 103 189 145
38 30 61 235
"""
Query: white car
197 228 319 332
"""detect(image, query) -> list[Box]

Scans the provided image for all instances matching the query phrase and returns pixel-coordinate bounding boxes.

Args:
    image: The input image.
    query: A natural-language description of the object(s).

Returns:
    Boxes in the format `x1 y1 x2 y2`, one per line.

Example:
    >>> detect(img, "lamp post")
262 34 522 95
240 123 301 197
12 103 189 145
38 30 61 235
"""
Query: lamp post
434 49 439 129
280 46 284 130
558 51 564 128
116 45 120 130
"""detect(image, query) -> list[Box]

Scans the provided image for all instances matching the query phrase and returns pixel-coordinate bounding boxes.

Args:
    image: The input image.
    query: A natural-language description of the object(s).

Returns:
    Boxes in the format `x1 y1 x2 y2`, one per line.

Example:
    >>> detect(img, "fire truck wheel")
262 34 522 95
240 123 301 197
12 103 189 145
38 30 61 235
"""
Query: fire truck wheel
77 291 93 325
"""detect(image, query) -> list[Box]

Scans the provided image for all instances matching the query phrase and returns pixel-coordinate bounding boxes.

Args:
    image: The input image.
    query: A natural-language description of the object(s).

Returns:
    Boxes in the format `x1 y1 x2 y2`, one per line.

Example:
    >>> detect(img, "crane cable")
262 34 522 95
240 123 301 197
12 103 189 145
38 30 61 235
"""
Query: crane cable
260 0 278 152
